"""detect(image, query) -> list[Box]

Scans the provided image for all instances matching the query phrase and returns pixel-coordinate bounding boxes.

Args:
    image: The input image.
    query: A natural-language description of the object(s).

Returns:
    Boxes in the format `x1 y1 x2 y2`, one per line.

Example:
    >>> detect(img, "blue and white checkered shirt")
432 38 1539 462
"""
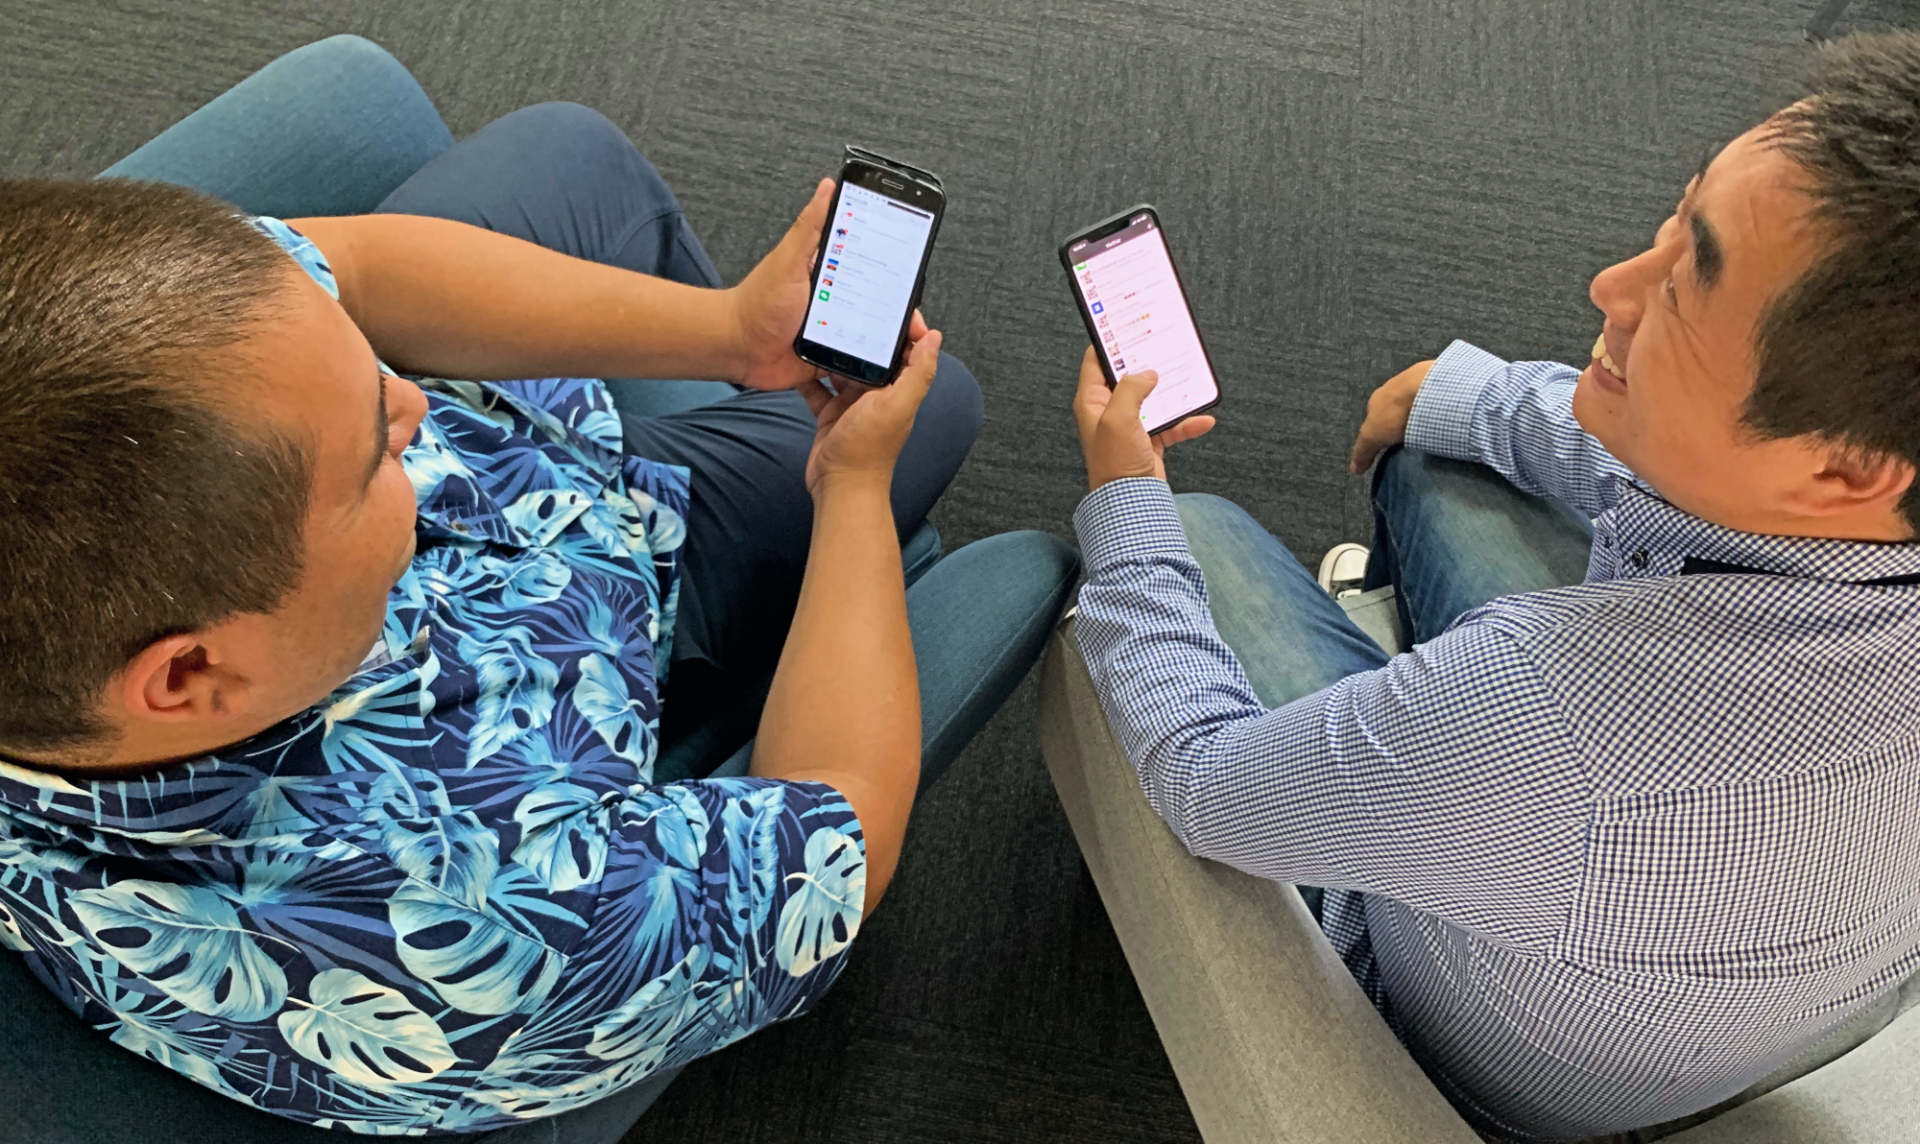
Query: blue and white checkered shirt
1072 340 1920 1141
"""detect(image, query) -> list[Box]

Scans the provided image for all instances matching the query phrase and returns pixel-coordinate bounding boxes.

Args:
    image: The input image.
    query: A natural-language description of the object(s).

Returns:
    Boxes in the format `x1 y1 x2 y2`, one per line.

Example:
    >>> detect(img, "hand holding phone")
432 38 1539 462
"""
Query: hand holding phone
1060 206 1221 434
793 146 946 386
1071 348 1215 490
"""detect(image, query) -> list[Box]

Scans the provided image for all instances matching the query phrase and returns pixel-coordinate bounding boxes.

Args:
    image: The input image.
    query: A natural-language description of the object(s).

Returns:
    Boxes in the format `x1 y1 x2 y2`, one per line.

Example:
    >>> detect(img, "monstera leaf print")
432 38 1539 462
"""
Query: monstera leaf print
510 781 610 893
585 944 708 1065
389 880 561 1015
775 828 866 977
573 653 654 766
367 774 502 911
644 784 711 870
723 787 786 943
320 664 435 776
401 415 474 504
577 404 624 454
497 551 574 610
628 486 687 555
502 489 591 547
0 898 32 951
277 968 457 1088
460 627 559 767
110 1009 249 1099
70 880 288 1021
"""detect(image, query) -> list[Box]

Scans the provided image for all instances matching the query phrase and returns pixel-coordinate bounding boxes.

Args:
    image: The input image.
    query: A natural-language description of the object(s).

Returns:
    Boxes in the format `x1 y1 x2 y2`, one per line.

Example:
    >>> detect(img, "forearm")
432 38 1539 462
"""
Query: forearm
750 474 919 914
1071 479 1268 838
1407 339 1631 515
1072 482 1586 920
291 214 747 381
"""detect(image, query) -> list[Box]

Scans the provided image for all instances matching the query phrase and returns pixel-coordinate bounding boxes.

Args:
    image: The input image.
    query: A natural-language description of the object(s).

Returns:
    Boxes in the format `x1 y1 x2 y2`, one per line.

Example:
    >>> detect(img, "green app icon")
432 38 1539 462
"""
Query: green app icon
1074 263 1087 271
818 289 830 301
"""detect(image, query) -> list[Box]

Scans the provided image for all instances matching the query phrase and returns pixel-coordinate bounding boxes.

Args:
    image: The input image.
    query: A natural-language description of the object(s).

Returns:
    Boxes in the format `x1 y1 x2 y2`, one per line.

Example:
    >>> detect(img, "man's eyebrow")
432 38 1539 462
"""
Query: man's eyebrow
1689 210 1724 291
365 370 390 490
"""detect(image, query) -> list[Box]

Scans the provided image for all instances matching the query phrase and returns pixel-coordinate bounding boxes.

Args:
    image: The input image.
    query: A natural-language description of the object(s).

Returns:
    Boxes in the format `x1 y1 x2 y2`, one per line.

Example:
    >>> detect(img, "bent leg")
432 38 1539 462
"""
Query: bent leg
376 101 721 288
1175 494 1390 709
103 35 453 218
374 101 735 418
628 355 985 775
1363 448 1593 644
709 531 1081 788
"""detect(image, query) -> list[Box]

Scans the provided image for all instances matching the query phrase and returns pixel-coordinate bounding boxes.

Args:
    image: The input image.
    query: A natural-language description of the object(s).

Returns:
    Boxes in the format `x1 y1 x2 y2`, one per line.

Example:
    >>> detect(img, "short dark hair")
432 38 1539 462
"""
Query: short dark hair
0 178 310 754
1745 30 1920 528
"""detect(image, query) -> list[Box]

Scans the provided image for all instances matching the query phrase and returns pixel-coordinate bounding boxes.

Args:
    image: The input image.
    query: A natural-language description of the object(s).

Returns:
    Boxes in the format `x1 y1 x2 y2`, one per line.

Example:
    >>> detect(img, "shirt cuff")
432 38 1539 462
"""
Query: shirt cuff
1404 339 1508 458
1072 477 1192 575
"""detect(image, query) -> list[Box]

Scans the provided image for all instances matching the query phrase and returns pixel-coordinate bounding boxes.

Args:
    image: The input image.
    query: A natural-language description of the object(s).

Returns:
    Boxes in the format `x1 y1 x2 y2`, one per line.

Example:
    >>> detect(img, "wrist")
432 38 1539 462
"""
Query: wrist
1087 458 1166 491
717 285 757 383
811 468 894 504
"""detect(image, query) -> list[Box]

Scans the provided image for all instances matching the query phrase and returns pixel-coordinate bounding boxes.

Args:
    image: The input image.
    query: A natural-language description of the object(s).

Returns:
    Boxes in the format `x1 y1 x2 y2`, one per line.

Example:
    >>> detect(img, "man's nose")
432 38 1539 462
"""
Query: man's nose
391 374 431 446
1589 235 1677 336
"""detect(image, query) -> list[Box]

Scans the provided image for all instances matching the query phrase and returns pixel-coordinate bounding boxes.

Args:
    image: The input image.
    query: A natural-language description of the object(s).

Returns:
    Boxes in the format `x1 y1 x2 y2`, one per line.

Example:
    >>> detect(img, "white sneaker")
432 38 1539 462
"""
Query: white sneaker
1317 542 1370 598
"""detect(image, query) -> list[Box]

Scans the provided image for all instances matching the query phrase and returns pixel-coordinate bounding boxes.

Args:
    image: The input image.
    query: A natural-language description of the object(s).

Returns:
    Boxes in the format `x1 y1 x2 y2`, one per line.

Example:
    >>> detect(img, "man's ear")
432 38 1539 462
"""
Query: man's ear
1791 446 1916 523
117 634 248 724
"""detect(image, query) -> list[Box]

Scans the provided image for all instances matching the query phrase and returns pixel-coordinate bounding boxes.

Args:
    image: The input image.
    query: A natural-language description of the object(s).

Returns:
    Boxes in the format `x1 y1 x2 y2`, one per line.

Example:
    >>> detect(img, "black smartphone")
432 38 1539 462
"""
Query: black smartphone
1060 205 1222 434
793 146 946 386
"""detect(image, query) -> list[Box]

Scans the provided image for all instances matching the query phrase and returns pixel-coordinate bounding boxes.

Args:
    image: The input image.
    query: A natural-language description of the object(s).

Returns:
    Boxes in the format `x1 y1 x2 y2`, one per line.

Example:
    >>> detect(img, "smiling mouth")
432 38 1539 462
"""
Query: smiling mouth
1591 332 1627 387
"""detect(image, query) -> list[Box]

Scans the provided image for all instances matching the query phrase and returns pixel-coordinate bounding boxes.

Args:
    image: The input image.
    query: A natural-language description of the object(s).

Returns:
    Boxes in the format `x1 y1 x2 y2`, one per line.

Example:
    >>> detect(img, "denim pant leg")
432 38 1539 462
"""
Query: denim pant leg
101 35 453 217
1363 448 1594 643
625 357 984 779
375 100 736 419
1172 494 1391 921
1174 494 1391 705
708 532 1082 790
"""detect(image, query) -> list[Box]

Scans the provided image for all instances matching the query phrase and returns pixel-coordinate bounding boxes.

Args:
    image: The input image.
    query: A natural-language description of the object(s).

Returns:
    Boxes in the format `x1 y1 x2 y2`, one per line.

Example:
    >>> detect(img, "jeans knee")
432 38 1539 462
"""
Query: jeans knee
928 350 985 446
1369 444 1417 513
482 103 669 194
294 34 407 78
1174 492 1251 533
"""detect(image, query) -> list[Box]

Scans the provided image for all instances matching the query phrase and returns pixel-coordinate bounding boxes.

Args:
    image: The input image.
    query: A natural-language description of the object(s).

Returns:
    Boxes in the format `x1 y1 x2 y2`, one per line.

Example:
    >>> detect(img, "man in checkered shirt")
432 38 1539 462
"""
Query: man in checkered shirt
1067 30 1920 1143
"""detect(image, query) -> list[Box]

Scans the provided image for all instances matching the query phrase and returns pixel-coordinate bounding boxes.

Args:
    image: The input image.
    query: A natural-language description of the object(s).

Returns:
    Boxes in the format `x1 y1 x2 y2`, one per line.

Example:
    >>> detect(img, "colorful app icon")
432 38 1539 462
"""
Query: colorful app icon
1102 330 1115 341
832 243 844 253
836 227 848 236
1074 263 1087 271
817 318 828 326
822 277 834 287
1090 302 1104 314
1097 316 1109 327
1113 358 1127 370
818 290 830 301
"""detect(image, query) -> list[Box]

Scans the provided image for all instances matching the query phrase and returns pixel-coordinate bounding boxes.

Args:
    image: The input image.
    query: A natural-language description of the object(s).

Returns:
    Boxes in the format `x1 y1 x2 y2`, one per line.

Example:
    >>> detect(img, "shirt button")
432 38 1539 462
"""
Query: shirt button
1630 549 1649 570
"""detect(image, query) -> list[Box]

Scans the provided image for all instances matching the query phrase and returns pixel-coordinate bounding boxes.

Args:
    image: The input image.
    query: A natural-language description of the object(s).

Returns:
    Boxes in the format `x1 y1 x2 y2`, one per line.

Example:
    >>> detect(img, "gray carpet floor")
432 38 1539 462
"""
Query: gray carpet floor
4 0 1918 1140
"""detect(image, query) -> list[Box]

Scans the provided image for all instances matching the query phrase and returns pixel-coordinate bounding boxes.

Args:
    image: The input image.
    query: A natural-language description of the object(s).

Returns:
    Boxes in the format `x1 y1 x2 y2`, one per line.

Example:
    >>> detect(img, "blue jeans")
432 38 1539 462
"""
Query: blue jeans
1175 447 1593 919
26 34 1078 1144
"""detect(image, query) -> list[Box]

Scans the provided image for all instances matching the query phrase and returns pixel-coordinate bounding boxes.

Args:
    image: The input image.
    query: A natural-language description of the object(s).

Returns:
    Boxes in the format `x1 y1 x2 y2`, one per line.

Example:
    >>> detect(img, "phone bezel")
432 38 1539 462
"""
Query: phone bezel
1059 204 1222 435
792 154 946 387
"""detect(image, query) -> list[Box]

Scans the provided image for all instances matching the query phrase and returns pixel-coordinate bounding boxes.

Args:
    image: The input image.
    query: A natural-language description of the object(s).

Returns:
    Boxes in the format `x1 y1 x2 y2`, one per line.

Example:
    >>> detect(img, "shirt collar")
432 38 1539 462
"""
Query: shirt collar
1606 482 1920 585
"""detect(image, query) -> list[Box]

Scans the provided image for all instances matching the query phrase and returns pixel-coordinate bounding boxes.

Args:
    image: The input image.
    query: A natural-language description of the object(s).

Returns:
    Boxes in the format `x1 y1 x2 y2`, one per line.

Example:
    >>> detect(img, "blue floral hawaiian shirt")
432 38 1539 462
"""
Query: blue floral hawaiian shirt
0 219 866 1134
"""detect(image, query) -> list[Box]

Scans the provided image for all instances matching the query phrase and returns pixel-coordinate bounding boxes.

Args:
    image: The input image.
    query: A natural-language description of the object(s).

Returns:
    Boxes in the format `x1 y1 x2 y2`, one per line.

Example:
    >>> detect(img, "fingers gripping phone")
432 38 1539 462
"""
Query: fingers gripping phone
793 146 946 386
1060 206 1222 434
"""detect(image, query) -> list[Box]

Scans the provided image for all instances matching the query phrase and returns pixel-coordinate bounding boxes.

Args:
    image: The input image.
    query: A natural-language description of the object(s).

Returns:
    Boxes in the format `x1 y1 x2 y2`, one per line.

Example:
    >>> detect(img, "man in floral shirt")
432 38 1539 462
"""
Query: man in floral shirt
0 86 1053 1134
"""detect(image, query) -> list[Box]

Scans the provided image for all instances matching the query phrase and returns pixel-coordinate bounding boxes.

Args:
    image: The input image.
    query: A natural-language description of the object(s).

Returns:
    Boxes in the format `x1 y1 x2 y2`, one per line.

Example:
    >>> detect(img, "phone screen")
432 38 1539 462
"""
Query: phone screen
802 180 937 371
1067 212 1219 431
